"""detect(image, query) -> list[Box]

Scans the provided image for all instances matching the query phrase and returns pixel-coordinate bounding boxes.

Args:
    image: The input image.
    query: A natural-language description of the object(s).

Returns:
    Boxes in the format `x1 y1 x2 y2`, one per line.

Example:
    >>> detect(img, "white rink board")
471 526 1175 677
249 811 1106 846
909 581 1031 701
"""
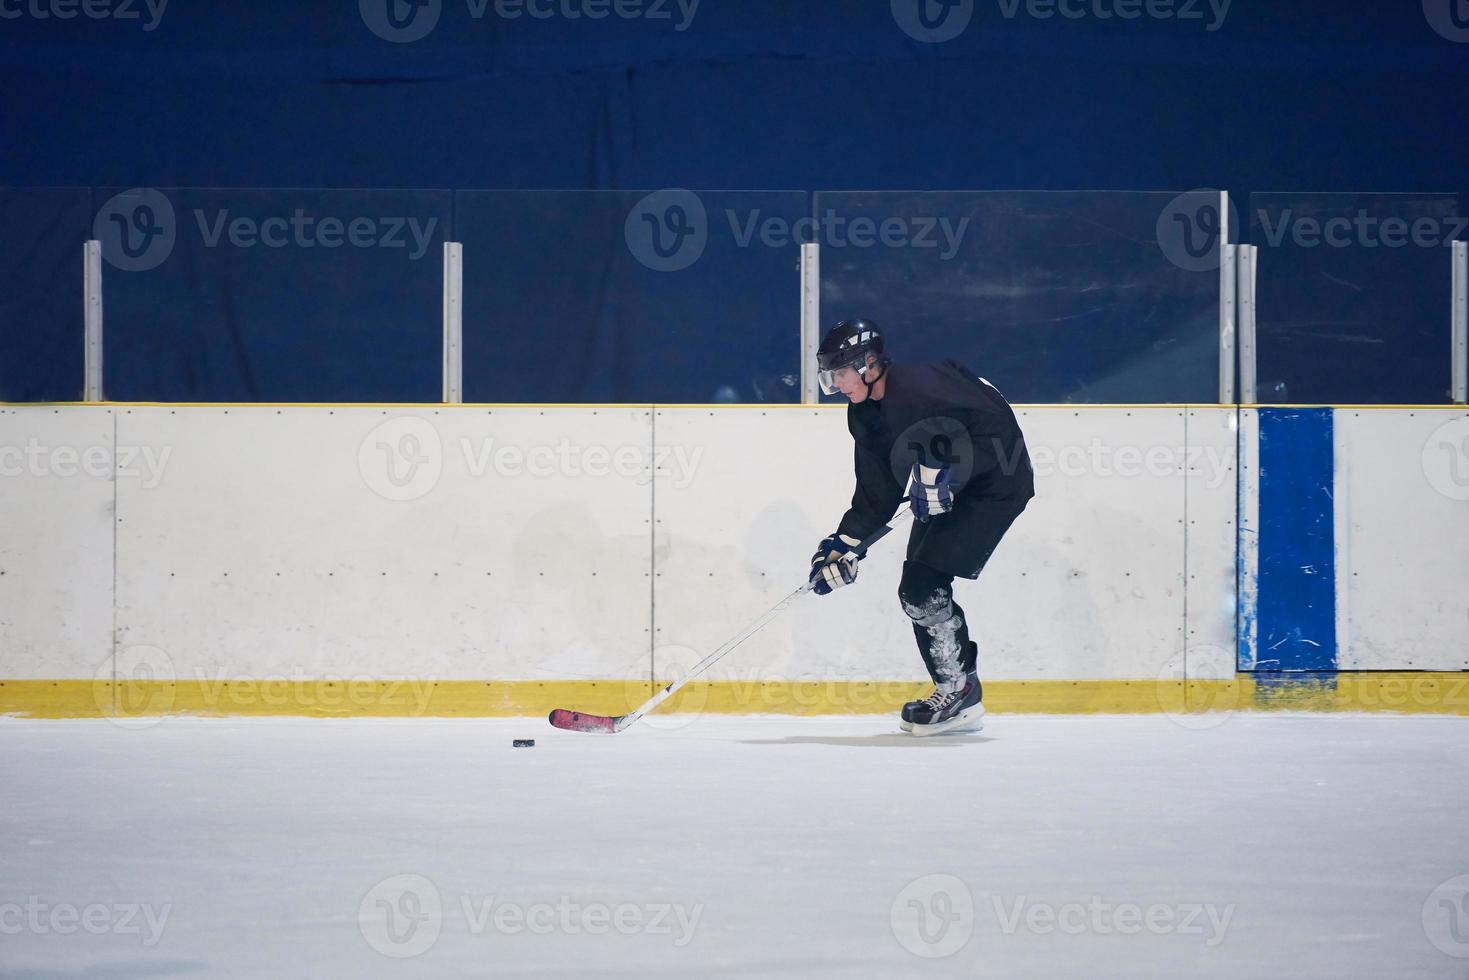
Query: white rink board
1181 408 1240 680
650 408 911 683
112 407 653 680
1334 408 1469 670
654 407 1213 681
0 408 116 678
10 404 1464 687
957 407 1190 679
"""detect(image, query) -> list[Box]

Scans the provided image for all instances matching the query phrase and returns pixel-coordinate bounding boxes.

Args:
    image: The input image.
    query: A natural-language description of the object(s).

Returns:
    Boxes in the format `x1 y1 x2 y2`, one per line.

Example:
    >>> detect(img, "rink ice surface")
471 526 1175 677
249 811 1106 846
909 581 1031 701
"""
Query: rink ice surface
2 712 1467 979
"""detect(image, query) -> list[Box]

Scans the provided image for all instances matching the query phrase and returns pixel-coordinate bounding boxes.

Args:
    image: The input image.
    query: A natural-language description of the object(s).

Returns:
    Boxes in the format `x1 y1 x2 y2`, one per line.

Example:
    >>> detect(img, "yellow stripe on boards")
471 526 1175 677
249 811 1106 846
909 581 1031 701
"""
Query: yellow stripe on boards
1 675 1467 720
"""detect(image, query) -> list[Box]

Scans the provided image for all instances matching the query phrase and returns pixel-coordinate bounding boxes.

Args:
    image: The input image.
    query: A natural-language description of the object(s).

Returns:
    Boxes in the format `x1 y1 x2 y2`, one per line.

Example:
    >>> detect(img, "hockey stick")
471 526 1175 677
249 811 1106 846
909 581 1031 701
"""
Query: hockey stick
548 509 913 734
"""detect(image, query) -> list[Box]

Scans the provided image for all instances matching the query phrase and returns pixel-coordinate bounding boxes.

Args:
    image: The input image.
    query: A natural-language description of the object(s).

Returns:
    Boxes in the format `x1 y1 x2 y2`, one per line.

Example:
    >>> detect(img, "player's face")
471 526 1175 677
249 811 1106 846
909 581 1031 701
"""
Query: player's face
832 356 873 402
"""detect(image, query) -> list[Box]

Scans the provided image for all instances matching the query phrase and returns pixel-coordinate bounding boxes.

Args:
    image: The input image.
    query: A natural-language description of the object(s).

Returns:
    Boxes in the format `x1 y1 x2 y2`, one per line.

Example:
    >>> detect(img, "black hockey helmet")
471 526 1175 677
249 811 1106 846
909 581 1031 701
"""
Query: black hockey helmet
816 319 888 395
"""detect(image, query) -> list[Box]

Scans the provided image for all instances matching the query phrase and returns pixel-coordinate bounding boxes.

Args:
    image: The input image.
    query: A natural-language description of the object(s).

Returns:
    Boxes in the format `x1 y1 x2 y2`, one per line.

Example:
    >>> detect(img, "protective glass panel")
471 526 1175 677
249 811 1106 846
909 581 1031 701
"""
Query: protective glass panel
0 188 92 402
814 191 1227 404
456 190 806 403
96 188 450 401
1248 192 1462 404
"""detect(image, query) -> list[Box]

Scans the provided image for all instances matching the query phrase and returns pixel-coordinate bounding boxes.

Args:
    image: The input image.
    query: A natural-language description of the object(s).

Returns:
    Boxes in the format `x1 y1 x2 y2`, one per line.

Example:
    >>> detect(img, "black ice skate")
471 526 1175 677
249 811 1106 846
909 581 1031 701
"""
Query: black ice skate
900 640 981 733
900 675 984 736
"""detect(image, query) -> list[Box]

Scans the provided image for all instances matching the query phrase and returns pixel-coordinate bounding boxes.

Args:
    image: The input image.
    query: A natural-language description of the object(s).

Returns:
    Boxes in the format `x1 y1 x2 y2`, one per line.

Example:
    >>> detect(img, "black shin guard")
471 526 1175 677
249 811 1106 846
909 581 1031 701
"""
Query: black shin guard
897 560 975 689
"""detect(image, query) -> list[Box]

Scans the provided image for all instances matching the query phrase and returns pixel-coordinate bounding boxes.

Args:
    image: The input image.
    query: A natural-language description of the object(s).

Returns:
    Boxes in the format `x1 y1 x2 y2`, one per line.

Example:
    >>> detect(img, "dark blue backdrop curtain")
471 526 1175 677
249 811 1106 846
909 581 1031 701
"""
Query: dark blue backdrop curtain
1 3 1464 402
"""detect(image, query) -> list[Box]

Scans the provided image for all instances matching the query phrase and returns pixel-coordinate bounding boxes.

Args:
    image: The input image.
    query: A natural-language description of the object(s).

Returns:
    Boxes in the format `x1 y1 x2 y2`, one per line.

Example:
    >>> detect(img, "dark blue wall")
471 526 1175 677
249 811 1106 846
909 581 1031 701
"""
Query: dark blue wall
1 2 1465 402
2 3 1465 192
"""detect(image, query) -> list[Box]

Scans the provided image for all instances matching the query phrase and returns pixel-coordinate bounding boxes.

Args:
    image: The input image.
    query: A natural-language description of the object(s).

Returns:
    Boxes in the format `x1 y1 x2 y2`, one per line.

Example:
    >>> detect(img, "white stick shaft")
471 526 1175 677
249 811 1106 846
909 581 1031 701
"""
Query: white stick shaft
621 585 809 729
618 509 913 730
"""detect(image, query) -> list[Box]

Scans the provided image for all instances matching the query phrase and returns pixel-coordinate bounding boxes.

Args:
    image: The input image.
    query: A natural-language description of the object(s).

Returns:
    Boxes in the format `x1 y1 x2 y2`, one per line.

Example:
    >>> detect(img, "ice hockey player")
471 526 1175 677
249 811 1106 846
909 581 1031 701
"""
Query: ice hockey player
808 319 1034 736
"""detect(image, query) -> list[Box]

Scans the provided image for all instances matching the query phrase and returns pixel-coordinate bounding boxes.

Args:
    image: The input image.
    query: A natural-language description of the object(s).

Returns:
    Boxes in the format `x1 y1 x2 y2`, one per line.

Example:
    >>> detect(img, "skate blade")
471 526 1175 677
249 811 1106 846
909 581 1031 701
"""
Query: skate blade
898 719 913 733
908 704 985 738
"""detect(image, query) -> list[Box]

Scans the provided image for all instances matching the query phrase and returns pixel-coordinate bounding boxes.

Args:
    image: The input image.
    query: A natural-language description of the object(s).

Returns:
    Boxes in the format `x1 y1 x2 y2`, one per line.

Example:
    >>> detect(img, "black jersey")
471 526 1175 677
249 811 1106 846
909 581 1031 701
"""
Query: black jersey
836 361 1035 542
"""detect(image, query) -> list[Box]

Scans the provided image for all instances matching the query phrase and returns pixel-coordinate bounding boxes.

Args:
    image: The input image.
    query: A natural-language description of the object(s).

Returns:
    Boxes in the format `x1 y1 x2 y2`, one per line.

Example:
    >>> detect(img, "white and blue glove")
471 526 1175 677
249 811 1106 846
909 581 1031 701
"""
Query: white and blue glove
809 532 862 595
909 463 954 522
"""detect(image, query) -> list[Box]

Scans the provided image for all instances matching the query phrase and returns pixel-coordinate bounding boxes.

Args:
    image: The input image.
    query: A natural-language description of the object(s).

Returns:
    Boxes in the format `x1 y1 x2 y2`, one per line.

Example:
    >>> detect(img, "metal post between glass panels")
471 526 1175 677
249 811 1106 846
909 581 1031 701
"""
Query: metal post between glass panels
1238 244 1258 405
442 241 463 404
1453 241 1466 405
799 242 820 405
1219 242 1237 405
83 240 104 402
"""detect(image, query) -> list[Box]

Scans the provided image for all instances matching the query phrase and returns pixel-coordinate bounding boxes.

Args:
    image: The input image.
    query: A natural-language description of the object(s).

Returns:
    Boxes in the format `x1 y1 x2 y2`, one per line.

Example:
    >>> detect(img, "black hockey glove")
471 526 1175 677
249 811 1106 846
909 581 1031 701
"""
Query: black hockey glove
809 532 862 595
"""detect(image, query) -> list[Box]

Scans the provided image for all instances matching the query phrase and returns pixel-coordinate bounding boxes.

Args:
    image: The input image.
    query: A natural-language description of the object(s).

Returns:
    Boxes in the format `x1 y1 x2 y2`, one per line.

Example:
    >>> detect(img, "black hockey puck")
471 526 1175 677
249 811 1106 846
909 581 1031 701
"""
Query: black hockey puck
513 739 535 748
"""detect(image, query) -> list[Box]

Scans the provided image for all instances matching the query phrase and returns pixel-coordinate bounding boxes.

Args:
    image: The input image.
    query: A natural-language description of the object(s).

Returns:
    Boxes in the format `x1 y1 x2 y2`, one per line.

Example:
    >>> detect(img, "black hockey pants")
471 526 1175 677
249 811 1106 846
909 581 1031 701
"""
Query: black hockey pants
898 497 1027 687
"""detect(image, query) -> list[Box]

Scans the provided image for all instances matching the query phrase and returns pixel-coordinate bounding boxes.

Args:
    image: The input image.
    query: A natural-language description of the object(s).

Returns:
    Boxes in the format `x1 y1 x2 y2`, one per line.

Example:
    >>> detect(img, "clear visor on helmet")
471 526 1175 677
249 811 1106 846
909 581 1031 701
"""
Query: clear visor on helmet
817 357 869 395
